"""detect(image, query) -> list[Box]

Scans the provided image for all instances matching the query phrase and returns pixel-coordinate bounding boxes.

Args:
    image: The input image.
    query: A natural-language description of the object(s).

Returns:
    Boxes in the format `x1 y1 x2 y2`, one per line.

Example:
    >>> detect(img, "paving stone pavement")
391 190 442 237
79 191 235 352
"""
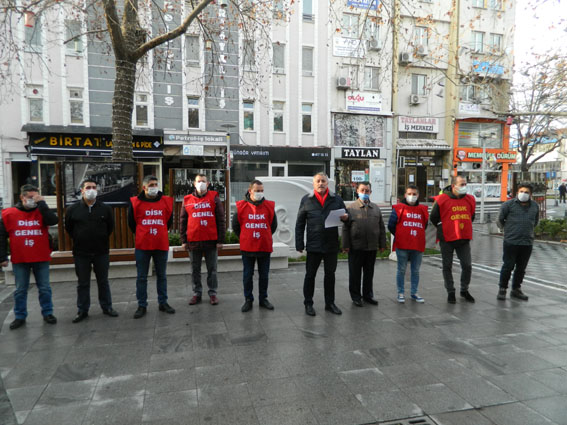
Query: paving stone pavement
1 236 567 425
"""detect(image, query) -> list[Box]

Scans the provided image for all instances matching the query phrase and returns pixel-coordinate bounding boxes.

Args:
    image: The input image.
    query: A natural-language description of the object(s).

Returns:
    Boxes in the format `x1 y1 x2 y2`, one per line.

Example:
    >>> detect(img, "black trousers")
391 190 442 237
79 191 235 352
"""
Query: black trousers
439 239 472 293
303 252 337 306
499 242 533 290
74 254 113 313
348 250 377 301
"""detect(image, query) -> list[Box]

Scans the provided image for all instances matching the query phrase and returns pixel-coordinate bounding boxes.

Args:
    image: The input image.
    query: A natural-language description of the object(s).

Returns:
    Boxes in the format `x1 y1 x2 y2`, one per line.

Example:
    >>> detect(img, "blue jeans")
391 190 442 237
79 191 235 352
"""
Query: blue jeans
242 255 271 301
396 249 423 295
135 249 169 307
13 261 53 320
190 248 218 296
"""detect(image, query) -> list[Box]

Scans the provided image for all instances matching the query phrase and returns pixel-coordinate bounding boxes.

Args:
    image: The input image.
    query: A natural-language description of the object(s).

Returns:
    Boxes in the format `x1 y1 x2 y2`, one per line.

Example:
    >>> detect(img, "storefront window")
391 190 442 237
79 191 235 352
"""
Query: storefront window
39 163 56 196
288 162 326 177
458 122 502 148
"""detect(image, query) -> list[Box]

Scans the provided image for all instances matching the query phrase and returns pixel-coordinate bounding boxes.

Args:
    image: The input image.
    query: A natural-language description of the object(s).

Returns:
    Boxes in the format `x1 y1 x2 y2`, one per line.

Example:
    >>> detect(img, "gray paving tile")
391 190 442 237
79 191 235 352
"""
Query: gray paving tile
195 363 245 389
51 361 100 383
529 345 567 367
199 406 260 425
338 368 396 394
355 389 423 422
528 368 567 394
402 383 473 415
444 376 516 408
525 395 567 425
23 401 90 425
480 402 556 425
146 368 196 394
379 363 441 389
149 351 195 372
83 395 144 425
93 374 147 401
35 379 97 408
142 390 198 423
487 373 559 401
246 377 300 407
5 385 46 412
432 409 495 425
308 393 376 425
197 383 252 409
254 401 318 425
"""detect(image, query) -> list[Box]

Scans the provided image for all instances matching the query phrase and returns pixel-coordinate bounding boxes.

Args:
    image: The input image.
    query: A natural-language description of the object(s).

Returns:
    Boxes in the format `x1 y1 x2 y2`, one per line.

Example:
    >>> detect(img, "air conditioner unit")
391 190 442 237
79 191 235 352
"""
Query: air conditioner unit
416 45 428 56
399 52 413 64
367 38 381 52
336 76 351 90
409 94 422 105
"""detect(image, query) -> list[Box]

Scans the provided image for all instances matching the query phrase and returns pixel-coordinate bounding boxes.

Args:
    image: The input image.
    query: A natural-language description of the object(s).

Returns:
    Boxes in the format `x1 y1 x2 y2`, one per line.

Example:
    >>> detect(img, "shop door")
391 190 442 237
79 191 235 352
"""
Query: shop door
269 162 287 177
417 167 427 201
405 167 417 190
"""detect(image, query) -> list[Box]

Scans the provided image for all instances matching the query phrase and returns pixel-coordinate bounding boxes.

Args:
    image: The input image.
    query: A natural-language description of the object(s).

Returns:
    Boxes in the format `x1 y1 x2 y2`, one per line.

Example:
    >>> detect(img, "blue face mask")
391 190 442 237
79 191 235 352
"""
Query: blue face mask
358 193 370 201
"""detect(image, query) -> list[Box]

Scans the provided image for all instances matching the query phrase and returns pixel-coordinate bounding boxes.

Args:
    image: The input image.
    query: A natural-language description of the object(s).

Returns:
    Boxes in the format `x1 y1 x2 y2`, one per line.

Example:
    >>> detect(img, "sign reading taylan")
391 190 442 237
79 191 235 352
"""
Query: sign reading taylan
341 147 380 159
398 116 439 133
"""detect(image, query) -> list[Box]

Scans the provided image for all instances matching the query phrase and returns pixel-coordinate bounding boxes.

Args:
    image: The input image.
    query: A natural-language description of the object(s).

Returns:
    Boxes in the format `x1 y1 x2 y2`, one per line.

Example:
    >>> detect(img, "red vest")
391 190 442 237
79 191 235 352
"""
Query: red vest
236 199 275 253
184 191 219 242
1 207 52 263
436 194 475 242
393 203 429 252
131 196 173 251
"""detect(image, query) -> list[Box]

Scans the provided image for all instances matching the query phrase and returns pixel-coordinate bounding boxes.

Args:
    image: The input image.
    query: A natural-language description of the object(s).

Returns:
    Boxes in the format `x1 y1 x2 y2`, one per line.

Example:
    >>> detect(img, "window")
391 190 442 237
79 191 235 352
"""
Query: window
69 88 84 124
302 103 312 133
273 0 285 19
460 84 475 102
341 65 359 88
185 35 200 67
488 0 502 10
458 122 502 148
472 31 484 53
303 0 313 20
27 85 43 122
135 93 149 127
65 20 83 54
411 74 427 95
342 14 359 38
243 39 255 71
188 96 200 128
364 19 379 41
273 101 284 132
472 0 485 7
415 26 429 47
273 43 285 73
364 67 379 91
488 33 502 53
25 19 42 52
243 100 254 130
460 84 491 103
302 47 313 75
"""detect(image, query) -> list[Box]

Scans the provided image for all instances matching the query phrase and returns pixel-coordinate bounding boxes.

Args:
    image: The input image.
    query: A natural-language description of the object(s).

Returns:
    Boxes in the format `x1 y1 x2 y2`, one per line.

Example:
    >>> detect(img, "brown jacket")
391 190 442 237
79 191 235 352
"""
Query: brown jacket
342 199 386 251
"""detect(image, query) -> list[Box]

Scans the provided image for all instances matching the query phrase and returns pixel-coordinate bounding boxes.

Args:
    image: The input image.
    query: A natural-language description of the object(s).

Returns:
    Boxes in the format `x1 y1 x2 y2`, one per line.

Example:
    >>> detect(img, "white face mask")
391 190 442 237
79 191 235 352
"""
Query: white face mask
405 195 417 205
147 187 159 197
196 182 207 193
84 189 97 201
518 192 530 202
24 198 37 209
252 192 264 201
456 185 467 195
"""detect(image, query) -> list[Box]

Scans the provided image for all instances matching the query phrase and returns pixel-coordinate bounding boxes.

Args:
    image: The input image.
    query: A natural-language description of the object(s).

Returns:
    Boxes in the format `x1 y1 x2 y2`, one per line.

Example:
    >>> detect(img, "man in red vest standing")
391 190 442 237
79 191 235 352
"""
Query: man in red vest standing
181 174 226 305
232 180 278 312
388 185 429 303
0 184 58 330
128 175 175 319
430 175 476 304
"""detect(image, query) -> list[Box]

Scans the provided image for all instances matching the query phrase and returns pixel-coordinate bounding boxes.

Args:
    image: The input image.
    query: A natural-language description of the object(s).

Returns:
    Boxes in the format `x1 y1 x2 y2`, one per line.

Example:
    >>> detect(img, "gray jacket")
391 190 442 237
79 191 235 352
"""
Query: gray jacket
497 198 539 245
342 199 386 251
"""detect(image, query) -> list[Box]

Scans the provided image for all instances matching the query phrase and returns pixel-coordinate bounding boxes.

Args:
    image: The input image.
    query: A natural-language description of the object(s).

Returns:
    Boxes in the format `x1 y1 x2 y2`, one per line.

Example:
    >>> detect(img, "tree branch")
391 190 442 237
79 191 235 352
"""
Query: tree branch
102 0 127 58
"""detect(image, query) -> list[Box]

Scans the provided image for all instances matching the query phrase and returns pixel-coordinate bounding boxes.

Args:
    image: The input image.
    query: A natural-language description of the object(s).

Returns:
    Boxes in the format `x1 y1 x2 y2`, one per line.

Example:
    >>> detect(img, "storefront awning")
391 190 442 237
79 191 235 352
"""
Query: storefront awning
396 139 451 150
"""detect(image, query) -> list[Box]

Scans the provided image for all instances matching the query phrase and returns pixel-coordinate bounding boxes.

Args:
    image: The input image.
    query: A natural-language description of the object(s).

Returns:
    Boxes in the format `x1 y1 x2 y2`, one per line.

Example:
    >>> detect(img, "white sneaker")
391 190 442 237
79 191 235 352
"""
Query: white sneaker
397 293 405 303
411 294 425 303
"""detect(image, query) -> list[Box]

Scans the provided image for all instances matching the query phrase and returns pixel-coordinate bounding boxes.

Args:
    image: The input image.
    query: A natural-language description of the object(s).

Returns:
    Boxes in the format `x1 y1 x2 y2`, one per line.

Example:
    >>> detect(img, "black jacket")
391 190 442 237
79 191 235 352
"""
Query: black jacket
0 201 59 262
180 189 226 250
232 192 278 256
430 185 475 242
127 191 173 234
295 191 347 253
65 199 114 256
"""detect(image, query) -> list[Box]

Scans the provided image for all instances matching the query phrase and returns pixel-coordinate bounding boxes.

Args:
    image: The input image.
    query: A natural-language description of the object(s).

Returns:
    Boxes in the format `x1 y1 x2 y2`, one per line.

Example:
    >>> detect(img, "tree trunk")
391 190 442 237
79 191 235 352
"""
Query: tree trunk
112 58 137 161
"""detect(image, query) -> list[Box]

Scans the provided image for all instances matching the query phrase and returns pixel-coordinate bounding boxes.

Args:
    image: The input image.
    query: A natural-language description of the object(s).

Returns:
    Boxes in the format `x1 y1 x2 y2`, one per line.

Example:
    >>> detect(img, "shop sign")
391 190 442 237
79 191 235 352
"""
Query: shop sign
472 60 504 75
231 146 330 161
398 116 439 133
165 133 226 144
346 91 382 114
28 133 163 157
458 103 481 114
333 37 365 58
182 144 204 156
347 0 378 10
351 170 366 182
341 147 380 159
417 156 436 166
454 148 517 163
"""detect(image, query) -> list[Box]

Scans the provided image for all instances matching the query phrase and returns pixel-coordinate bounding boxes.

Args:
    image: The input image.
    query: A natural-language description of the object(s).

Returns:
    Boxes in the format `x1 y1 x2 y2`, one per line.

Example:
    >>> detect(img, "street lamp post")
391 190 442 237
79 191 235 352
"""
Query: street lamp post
480 135 487 224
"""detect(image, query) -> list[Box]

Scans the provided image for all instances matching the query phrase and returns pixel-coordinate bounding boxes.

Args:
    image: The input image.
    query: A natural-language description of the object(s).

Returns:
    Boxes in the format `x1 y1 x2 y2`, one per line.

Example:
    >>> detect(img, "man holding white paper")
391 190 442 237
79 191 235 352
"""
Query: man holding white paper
295 173 348 316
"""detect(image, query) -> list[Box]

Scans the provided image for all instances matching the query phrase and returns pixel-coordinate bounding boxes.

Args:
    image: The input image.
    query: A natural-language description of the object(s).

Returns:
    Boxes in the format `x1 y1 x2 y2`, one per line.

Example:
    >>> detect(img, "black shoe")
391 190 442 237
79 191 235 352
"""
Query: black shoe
9 319 26 330
159 303 176 314
511 289 529 301
241 300 253 313
460 291 476 303
259 299 274 310
497 288 507 301
352 299 363 307
325 303 342 315
363 297 379 306
133 307 146 319
447 292 456 304
72 311 89 323
43 314 57 324
103 308 119 317
305 304 316 316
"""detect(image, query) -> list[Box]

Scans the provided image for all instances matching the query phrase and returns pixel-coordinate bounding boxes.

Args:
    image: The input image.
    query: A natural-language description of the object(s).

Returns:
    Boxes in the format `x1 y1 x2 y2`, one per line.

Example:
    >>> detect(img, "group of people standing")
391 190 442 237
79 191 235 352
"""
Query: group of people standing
0 171 540 330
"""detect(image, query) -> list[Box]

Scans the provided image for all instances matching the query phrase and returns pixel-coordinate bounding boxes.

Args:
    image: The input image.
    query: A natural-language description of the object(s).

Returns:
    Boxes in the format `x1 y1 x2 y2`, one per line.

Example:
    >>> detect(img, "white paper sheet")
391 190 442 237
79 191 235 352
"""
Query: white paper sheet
325 208 346 228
